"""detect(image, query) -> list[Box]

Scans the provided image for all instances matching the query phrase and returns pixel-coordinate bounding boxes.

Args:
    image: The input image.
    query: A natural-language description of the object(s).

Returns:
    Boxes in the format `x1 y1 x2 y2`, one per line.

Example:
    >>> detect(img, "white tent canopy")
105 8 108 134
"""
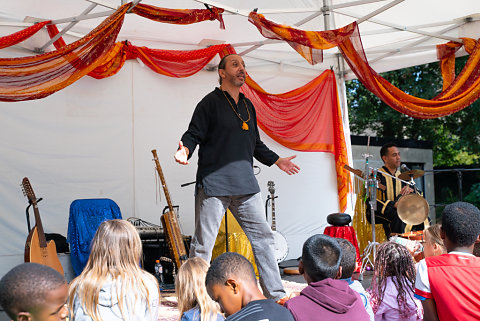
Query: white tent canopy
0 0 479 277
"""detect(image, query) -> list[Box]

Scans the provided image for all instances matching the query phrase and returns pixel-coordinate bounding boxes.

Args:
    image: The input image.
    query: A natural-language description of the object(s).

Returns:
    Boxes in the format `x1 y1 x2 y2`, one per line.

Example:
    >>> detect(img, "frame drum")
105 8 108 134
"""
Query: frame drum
397 194 429 225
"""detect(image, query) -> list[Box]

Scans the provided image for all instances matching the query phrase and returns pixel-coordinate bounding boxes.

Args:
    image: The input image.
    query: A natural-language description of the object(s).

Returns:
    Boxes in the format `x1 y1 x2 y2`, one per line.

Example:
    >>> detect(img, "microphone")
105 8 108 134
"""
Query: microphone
400 164 411 172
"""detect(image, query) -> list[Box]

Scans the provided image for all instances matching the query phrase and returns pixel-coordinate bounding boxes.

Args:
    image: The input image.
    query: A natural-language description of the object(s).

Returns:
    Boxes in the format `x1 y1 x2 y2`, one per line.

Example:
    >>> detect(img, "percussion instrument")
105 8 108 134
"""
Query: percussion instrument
398 169 425 181
396 193 429 225
327 213 351 226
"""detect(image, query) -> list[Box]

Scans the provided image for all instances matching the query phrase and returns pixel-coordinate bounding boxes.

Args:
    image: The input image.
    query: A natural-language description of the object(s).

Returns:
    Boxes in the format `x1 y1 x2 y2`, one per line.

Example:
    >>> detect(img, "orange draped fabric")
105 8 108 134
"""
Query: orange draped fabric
0 4 129 101
437 38 477 90
241 71 350 211
248 12 480 119
0 21 51 49
131 3 225 29
248 12 356 65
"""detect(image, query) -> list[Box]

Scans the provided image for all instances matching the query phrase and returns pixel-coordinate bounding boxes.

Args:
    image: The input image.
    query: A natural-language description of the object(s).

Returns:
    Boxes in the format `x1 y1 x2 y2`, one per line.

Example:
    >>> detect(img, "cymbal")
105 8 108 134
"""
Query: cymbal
398 169 425 181
397 194 429 225
343 165 386 191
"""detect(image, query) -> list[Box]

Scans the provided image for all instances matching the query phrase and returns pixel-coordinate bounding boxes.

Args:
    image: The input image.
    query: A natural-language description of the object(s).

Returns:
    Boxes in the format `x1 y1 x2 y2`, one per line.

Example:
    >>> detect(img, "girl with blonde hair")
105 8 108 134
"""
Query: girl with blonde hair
69 219 159 321
176 257 224 321
423 224 447 258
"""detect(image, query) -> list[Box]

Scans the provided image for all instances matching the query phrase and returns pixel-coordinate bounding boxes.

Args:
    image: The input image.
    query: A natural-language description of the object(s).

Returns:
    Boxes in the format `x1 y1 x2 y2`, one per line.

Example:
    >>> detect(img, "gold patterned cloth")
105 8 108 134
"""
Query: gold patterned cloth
352 178 387 262
212 210 259 275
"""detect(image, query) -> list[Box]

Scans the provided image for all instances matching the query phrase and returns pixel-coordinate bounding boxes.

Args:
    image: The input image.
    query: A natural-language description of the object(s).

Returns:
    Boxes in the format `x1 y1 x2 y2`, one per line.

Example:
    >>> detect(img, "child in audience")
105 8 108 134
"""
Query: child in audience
0 262 69 321
422 224 447 258
369 241 421 321
69 219 159 321
176 257 224 321
336 238 374 321
284 234 369 321
415 202 480 320
205 252 294 321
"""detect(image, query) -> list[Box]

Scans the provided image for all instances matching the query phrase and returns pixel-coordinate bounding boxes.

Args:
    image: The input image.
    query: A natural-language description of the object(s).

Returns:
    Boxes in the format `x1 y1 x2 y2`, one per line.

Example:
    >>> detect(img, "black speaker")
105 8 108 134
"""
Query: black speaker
140 235 192 285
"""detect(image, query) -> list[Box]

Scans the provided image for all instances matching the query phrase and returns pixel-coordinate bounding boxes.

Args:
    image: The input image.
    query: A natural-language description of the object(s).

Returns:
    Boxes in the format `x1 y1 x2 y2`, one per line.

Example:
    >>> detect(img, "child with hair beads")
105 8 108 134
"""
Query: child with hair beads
69 219 159 321
369 241 422 321
175 257 224 321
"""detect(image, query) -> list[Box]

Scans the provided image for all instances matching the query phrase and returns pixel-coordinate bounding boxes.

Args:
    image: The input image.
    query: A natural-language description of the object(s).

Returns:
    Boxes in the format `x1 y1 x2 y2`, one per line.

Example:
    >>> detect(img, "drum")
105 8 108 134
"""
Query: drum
396 194 429 225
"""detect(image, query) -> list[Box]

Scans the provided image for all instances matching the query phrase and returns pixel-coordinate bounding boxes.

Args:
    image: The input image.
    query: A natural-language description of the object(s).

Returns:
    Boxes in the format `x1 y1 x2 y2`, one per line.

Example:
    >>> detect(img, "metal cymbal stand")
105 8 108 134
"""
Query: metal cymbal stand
360 167 380 276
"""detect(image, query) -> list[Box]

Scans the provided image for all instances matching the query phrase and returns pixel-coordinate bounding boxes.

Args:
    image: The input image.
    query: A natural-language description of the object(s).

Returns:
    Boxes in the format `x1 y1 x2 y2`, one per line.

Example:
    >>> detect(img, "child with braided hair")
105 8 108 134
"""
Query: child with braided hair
369 241 422 321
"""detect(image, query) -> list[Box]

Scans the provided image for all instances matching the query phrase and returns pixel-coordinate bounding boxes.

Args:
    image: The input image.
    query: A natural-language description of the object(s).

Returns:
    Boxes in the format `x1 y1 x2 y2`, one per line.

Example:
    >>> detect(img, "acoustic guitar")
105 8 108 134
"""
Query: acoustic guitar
268 181 288 263
22 177 64 275
152 150 188 269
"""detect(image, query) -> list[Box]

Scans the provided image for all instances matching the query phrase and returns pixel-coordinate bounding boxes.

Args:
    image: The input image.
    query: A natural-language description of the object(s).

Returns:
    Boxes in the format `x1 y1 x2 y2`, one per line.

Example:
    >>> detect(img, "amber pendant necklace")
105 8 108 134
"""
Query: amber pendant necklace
222 90 251 130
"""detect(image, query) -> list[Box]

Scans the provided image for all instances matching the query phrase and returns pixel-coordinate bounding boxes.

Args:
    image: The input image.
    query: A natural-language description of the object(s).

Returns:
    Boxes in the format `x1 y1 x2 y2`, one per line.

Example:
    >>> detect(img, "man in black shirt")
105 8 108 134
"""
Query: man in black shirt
175 54 300 301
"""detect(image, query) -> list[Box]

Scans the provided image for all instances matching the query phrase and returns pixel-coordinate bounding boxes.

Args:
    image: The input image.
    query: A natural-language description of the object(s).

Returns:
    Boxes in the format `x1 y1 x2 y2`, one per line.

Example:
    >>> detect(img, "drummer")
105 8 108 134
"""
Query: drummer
366 142 429 237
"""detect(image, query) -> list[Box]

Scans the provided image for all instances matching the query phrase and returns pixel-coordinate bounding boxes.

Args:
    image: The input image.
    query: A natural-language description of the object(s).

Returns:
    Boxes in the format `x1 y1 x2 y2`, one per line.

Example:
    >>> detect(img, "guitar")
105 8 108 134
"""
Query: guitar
152 150 188 269
268 181 288 263
22 177 64 275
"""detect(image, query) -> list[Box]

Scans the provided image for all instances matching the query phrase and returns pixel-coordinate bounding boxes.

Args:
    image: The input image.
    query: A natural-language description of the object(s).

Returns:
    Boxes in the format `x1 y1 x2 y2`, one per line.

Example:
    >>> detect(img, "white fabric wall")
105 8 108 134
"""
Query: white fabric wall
0 60 341 277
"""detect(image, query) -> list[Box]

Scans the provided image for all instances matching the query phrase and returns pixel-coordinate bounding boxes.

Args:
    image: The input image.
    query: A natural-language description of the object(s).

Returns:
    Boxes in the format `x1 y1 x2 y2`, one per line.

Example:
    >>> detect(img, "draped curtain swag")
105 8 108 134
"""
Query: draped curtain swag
0 3 129 101
131 3 225 29
6 3 480 209
248 12 480 119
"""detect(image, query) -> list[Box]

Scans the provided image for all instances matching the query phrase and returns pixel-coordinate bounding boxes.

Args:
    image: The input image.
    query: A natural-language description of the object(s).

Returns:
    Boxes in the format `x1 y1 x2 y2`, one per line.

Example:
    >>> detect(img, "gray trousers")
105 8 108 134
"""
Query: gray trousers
189 188 286 300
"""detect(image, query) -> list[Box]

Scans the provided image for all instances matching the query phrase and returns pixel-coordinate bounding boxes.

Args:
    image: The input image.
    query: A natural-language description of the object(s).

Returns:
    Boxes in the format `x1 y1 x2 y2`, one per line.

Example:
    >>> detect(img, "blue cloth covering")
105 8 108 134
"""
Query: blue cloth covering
67 199 122 276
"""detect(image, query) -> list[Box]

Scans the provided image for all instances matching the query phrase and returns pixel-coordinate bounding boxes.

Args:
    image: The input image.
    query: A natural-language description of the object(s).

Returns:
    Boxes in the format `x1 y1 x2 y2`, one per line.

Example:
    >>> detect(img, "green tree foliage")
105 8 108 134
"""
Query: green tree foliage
346 56 480 166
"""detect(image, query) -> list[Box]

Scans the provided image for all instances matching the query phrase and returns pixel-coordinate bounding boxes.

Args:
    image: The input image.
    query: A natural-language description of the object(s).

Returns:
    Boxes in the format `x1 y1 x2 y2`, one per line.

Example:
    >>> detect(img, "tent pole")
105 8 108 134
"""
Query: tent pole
369 23 464 64
323 0 331 30
336 9 462 42
50 10 116 25
85 0 118 10
37 3 98 53
356 0 404 24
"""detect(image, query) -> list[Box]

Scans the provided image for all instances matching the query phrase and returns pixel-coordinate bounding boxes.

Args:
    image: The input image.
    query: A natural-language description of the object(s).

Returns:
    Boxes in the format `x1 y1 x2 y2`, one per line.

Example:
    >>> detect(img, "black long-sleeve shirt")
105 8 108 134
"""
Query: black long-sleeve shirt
181 88 279 196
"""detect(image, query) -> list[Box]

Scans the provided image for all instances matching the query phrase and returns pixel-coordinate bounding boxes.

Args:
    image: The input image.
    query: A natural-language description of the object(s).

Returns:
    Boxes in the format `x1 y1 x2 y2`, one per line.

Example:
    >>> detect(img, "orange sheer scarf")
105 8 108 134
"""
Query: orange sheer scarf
241 71 350 211
248 12 480 119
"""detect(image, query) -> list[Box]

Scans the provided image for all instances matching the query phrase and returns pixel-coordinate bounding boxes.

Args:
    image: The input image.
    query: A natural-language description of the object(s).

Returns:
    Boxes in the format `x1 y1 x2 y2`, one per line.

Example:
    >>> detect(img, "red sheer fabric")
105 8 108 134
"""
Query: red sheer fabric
0 21 51 49
126 43 229 77
131 3 225 29
0 3 129 101
324 225 361 270
241 71 350 211
248 13 480 119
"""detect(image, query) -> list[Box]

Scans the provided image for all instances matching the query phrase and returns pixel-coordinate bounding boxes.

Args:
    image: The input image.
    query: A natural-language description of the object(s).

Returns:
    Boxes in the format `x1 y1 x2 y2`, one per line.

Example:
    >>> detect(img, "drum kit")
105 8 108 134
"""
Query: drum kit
344 142 429 273
344 163 429 226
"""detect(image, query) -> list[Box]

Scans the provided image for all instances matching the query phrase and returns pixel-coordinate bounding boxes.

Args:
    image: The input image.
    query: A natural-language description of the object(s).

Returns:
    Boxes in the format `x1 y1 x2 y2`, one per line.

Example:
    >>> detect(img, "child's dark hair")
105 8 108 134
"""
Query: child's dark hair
442 201 480 247
369 242 416 319
336 238 356 279
205 252 256 287
302 234 342 282
0 263 66 319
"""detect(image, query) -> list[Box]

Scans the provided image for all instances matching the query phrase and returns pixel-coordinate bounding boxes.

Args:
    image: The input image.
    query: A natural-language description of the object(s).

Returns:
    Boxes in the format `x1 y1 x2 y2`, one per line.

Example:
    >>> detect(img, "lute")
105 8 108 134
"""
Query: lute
268 181 288 263
152 150 188 269
22 177 64 275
